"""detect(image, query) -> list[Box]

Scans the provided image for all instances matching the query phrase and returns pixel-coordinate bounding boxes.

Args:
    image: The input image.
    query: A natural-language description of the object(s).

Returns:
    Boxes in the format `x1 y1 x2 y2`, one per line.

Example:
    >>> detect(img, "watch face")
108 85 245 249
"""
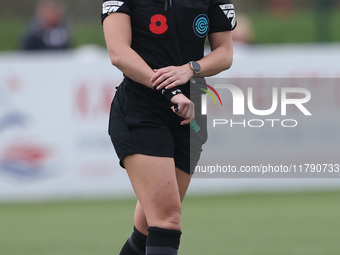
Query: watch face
192 61 200 71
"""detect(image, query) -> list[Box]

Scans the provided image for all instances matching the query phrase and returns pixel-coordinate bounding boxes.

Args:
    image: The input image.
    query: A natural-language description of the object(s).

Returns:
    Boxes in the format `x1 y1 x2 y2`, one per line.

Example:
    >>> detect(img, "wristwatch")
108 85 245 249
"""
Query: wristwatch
189 61 201 78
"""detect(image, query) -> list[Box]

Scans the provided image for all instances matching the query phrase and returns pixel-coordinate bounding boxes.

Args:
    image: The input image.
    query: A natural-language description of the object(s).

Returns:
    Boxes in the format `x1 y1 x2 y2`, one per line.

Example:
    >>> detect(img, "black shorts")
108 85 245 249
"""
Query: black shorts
108 78 207 175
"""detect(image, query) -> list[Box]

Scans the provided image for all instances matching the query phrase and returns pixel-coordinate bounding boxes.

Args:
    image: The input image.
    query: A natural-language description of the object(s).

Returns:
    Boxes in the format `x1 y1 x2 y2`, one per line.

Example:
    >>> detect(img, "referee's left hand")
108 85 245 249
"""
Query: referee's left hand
170 93 195 125
151 64 194 90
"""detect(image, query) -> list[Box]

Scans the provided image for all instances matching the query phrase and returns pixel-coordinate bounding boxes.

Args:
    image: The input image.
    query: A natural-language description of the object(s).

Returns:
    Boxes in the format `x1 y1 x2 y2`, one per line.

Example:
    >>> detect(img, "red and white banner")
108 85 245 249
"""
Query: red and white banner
1 45 340 201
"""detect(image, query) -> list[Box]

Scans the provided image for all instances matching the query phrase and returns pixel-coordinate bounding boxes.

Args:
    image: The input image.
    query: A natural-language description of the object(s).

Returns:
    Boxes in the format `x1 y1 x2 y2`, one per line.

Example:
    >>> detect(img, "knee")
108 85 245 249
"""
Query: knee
152 202 182 230
164 204 182 229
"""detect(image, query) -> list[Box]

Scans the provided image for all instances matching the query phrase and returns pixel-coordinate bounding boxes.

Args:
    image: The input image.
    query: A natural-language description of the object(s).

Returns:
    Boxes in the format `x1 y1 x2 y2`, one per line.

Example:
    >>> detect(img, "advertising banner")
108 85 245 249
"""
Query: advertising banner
1 45 340 201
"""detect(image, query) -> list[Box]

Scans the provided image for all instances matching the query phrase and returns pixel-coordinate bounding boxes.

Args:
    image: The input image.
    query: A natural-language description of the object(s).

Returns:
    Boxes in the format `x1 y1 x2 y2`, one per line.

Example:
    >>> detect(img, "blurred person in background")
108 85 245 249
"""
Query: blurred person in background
20 0 71 51
269 0 293 17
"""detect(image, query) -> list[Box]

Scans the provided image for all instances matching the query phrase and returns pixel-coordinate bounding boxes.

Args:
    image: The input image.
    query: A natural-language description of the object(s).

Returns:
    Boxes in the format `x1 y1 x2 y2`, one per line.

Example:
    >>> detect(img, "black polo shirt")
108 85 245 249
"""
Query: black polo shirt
101 0 236 70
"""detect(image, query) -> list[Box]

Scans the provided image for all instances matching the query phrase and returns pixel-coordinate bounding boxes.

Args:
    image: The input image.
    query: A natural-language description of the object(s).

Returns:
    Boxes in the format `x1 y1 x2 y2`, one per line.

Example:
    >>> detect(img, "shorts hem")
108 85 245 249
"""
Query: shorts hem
118 151 192 175
118 151 174 169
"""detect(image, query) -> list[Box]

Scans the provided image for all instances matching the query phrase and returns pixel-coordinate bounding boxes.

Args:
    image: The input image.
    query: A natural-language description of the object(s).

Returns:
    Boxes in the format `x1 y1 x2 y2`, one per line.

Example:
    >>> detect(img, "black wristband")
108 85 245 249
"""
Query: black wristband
161 88 183 101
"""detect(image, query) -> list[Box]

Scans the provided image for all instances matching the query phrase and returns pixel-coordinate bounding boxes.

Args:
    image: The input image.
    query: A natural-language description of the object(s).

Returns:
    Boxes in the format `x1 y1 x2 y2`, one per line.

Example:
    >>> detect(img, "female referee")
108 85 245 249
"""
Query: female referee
101 1 236 254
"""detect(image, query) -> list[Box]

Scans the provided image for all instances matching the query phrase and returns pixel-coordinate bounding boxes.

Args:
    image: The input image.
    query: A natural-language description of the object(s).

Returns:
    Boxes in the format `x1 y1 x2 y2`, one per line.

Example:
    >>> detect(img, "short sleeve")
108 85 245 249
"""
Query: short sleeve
101 0 133 23
209 0 237 34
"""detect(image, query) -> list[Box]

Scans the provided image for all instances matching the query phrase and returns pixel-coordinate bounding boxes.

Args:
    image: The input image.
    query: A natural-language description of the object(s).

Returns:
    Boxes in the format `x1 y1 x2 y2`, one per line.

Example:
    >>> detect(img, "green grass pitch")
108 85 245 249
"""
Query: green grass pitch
0 190 339 255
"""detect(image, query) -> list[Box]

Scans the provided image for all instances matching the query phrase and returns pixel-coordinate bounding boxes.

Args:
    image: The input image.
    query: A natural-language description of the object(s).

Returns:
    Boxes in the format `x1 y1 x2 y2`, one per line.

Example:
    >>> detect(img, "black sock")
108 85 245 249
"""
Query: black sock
119 226 147 255
146 227 182 255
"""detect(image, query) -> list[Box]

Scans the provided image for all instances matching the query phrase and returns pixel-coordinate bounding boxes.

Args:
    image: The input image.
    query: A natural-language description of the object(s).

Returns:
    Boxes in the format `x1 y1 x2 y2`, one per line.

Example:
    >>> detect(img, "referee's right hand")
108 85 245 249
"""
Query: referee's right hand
170 94 195 125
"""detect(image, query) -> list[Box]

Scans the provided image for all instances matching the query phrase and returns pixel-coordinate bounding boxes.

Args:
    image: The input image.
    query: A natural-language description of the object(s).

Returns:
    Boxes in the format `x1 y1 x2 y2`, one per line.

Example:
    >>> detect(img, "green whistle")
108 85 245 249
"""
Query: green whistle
190 120 200 132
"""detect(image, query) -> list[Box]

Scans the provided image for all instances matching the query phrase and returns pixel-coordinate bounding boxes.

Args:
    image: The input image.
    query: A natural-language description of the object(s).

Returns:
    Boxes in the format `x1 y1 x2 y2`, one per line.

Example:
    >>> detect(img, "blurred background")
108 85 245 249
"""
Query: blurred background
0 0 340 255
0 0 340 50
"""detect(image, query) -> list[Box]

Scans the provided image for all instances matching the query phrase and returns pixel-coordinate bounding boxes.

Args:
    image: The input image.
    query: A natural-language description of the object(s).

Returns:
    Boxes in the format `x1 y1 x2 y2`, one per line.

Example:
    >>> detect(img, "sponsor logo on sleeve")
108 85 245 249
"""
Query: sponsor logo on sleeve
102 1 124 15
219 4 236 29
